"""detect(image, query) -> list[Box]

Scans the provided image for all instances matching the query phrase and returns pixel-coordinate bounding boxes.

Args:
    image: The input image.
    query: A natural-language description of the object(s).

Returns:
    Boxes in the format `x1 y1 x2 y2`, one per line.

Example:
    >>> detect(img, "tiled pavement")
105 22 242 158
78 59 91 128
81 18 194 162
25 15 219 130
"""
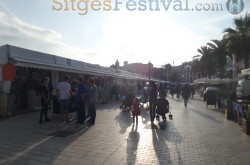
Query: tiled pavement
0 95 250 165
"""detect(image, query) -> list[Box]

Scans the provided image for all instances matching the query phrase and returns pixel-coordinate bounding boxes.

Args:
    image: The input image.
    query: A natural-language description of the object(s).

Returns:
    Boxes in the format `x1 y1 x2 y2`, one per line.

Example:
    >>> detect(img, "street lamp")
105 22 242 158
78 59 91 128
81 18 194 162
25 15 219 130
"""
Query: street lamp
165 67 167 84
148 61 153 81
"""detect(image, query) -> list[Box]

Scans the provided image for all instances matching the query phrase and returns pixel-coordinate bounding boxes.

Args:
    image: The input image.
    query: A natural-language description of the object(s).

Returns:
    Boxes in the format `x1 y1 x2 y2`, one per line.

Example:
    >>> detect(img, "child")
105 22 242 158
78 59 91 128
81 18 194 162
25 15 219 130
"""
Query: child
131 98 141 124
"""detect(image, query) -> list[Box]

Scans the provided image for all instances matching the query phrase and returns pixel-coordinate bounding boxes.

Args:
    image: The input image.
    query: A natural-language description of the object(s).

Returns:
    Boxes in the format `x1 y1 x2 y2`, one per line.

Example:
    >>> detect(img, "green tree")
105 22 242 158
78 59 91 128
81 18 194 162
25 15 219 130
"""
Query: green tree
110 64 117 69
155 68 165 80
223 13 250 69
169 69 178 83
191 55 202 79
161 63 172 81
207 40 227 78
197 46 216 78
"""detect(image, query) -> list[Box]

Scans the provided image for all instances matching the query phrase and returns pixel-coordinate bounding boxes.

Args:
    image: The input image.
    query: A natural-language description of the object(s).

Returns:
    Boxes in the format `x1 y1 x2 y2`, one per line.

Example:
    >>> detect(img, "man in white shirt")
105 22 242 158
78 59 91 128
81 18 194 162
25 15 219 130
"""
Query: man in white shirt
57 75 71 122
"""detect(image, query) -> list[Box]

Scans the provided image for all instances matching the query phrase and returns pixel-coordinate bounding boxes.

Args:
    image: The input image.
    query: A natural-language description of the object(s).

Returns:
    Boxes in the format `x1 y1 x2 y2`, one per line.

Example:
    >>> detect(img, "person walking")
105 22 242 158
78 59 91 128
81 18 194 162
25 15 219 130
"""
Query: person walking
57 75 71 122
75 77 87 124
157 83 166 98
87 78 98 125
190 85 195 99
39 77 51 124
182 83 190 107
170 84 175 99
148 81 157 123
175 83 181 99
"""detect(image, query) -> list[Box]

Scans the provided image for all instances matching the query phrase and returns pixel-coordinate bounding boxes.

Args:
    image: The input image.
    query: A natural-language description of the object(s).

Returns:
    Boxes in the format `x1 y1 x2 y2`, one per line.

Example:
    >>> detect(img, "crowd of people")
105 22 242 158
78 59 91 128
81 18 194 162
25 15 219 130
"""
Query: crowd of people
120 80 194 124
39 75 98 125
39 76 196 126
145 81 196 123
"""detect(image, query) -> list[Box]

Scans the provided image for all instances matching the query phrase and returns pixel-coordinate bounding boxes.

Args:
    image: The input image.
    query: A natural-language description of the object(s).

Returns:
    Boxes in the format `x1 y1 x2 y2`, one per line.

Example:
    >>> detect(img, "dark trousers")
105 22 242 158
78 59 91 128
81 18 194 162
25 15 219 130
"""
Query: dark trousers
76 102 86 122
149 100 156 121
133 115 138 123
88 103 96 122
40 103 49 121
184 98 188 106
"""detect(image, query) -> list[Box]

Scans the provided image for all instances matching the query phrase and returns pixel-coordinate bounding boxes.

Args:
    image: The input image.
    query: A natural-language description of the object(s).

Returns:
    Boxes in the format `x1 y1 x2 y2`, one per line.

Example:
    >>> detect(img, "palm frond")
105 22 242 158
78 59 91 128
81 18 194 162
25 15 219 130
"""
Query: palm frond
223 28 236 34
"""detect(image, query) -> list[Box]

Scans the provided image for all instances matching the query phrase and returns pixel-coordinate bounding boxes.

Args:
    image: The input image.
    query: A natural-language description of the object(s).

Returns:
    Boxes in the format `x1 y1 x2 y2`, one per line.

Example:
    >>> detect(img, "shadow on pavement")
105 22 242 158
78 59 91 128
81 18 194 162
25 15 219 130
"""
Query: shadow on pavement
96 100 121 111
151 121 183 165
188 107 222 123
0 112 95 164
115 110 132 134
48 122 93 138
126 124 140 165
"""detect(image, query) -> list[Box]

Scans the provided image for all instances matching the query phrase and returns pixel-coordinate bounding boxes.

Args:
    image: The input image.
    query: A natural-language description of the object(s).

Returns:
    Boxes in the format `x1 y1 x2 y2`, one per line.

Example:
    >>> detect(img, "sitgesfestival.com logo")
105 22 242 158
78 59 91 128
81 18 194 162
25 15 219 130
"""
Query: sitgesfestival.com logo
52 0 244 15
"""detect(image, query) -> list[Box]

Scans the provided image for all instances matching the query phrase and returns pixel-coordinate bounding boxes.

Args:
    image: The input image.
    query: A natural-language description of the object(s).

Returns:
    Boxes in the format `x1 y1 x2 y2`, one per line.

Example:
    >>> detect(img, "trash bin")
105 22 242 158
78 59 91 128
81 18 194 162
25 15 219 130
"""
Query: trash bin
205 87 218 108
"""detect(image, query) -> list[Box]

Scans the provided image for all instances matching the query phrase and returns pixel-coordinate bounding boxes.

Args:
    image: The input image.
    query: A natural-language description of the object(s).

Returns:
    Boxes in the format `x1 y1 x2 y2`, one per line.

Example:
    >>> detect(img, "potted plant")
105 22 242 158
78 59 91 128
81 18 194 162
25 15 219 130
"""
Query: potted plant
243 107 250 135
224 91 236 120
225 101 234 120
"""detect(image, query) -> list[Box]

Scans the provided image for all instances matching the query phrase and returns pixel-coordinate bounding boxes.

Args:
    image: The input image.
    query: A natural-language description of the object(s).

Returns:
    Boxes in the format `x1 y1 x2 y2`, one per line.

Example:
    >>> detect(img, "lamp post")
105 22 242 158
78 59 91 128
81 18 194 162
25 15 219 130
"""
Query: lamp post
148 61 153 81
165 67 167 84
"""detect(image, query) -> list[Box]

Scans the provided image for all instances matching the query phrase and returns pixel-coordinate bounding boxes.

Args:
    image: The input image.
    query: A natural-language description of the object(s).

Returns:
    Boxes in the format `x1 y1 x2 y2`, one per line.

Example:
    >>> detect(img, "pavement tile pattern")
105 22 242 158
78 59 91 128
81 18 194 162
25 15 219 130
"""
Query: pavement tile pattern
0 95 250 165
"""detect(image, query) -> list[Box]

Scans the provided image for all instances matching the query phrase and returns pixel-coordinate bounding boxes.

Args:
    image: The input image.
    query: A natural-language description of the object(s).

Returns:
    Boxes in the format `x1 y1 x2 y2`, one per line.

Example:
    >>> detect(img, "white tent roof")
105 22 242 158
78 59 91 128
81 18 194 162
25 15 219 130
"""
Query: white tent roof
241 68 250 75
193 77 237 84
0 44 152 80
0 45 8 64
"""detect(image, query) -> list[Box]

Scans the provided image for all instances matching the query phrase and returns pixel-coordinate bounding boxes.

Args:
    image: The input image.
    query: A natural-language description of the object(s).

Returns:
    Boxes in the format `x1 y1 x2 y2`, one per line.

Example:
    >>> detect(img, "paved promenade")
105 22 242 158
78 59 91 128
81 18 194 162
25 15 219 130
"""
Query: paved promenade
0 95 250 165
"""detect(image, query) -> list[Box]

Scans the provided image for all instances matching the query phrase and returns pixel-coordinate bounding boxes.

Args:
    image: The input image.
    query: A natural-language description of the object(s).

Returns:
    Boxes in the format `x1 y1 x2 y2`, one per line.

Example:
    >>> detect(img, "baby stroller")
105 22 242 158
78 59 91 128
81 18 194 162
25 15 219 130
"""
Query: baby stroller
120 92 135 111
156 97 173 120
139 94 148 104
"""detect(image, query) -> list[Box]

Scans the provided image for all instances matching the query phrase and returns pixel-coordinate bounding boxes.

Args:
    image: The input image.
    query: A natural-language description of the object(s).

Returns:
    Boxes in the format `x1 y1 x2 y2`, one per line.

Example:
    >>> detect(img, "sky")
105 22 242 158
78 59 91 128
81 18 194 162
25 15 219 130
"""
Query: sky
0 0 249 68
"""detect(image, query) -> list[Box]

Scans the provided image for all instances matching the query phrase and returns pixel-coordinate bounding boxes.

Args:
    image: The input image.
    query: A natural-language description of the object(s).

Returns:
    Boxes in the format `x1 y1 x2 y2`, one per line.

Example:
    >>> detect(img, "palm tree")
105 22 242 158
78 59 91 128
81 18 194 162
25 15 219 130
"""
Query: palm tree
191 55 202 79
223 13 250 69
197 46 216 78
207 40 227 78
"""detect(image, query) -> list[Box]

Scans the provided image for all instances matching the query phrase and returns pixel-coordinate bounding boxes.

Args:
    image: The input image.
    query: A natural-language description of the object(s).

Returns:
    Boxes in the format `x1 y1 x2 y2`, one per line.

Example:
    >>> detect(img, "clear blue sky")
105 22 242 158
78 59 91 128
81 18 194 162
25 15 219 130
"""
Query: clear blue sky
0 0 249 67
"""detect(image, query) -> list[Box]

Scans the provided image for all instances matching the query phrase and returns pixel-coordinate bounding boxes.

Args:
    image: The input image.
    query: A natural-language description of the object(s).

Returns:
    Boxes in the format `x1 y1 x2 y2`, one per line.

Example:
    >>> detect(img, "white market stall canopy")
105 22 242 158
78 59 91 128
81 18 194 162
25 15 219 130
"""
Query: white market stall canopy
241 68 250 75
0 44 158 81
193 78 237 84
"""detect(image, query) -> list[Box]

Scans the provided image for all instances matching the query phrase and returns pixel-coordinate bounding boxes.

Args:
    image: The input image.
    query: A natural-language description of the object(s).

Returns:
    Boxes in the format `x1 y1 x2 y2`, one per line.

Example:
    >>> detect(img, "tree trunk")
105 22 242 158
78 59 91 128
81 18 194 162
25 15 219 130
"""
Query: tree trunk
232 54 237 79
